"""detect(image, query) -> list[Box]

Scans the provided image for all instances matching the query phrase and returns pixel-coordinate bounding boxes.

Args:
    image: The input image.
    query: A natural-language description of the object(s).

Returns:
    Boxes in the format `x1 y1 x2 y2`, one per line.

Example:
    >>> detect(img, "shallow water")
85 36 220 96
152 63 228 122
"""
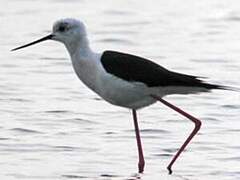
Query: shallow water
1 0 240 179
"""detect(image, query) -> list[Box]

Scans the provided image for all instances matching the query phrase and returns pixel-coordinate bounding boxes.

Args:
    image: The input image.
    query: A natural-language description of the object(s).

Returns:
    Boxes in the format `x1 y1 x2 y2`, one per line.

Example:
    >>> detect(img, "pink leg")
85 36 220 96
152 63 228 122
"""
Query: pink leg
151 95 202 174
132 109 145 173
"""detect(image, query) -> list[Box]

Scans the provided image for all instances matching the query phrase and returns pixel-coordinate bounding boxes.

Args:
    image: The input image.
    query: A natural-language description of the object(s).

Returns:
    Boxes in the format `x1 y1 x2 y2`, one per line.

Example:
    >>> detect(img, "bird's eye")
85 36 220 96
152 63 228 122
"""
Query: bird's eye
58 26 66 32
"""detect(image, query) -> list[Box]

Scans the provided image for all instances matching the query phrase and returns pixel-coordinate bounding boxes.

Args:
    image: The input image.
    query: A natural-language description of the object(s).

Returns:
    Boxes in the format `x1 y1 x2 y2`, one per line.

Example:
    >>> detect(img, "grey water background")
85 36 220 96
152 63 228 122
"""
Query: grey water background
1 0 240 179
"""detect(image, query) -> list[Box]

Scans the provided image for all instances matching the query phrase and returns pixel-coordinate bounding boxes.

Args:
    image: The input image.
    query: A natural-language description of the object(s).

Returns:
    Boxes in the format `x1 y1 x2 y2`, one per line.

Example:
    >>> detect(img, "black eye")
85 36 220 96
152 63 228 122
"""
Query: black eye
58 25 66 32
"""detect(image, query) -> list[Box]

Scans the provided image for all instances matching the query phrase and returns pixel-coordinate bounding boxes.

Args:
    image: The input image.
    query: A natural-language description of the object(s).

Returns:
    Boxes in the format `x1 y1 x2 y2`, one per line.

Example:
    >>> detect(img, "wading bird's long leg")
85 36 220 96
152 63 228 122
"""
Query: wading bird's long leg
151 95 202 174
132 109 145 173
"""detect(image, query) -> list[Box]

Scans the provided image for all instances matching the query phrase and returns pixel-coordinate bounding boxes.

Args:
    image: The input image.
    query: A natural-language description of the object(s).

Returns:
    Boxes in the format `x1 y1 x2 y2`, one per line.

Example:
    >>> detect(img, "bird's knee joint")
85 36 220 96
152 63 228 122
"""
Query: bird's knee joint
195 120 202 131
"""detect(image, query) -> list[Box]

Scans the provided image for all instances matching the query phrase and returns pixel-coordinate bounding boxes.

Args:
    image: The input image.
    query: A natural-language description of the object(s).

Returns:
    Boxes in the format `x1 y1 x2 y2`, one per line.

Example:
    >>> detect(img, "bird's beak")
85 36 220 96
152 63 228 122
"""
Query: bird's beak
11 34 54 51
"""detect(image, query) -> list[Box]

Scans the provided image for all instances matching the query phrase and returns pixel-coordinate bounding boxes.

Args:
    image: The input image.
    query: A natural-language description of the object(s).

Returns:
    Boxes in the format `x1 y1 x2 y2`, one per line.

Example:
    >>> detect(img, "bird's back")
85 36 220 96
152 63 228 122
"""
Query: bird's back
101 50 223 90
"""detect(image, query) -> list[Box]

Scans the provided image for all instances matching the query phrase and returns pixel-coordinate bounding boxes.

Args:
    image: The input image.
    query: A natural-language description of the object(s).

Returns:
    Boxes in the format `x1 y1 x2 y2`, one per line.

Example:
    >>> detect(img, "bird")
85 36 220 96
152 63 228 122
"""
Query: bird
12 18 228 174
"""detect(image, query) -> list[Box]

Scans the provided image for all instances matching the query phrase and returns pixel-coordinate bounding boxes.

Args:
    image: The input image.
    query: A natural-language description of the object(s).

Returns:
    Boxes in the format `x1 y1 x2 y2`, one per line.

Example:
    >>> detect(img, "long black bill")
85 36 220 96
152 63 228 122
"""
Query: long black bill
11 34 54 51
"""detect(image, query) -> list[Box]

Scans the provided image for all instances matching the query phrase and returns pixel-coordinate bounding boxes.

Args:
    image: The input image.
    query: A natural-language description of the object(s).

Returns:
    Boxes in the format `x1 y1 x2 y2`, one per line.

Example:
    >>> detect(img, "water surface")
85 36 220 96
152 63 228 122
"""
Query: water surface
1 0 240 179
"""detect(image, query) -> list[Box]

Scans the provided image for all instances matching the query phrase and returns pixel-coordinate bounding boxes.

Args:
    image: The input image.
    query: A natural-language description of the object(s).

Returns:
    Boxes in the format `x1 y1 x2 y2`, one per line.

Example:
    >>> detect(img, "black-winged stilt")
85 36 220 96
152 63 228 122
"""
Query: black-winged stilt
12 18 227 174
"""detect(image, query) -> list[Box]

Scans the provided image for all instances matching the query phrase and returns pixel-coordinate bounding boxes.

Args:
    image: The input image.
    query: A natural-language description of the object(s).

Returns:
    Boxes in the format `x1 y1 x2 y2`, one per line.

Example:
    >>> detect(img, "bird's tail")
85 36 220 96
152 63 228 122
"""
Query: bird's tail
201 82 239 92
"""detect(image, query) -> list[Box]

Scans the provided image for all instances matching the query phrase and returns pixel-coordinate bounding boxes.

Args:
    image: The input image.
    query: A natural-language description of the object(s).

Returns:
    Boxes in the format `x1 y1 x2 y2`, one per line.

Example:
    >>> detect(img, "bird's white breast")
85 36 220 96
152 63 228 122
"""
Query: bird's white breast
70 51 156 109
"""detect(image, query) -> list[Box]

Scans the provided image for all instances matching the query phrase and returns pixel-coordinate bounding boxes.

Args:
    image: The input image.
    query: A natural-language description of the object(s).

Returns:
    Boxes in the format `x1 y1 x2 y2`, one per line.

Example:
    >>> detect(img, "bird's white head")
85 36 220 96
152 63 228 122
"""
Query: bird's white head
12 18 89 54
52 19 87 46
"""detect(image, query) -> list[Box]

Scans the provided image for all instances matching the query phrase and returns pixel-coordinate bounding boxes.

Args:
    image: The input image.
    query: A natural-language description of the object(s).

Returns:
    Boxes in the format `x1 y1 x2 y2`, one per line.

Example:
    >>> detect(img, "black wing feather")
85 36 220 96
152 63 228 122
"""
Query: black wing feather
101 50 223 89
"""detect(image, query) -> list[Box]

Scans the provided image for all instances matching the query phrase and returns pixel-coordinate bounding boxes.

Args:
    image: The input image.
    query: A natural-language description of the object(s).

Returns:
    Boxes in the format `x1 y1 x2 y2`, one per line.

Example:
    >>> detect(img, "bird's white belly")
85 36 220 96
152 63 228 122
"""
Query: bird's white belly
96 74 156 109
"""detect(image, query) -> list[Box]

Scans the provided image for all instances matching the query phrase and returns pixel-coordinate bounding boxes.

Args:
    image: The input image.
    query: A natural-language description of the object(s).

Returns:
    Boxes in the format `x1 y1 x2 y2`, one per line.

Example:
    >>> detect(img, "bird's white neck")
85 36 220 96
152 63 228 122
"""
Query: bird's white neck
65 36 101 93
64 35 91 56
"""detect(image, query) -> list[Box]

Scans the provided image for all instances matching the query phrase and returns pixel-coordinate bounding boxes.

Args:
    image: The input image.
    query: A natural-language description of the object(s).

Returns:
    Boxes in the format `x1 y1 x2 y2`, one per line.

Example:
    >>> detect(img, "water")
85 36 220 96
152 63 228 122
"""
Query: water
1 0 240 179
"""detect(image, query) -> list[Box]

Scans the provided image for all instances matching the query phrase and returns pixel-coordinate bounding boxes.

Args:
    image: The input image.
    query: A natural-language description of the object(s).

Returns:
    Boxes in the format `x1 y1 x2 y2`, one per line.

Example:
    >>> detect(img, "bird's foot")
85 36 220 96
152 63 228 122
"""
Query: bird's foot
167 166 173 174
138 162 145 173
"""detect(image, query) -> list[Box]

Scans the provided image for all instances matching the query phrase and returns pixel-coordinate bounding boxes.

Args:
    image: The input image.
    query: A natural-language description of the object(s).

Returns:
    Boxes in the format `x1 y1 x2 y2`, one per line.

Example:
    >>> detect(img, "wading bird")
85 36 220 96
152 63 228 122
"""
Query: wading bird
12 18 227 174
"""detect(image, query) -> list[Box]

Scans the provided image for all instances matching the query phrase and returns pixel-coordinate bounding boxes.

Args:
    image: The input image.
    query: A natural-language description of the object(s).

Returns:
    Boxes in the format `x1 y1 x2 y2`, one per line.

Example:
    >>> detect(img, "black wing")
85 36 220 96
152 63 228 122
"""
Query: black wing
101 50 222 89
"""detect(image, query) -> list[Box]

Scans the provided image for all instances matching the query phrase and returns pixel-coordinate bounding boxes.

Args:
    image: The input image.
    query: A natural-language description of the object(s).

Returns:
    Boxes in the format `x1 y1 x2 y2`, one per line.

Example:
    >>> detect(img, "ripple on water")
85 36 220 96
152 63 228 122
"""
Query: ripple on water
62 174 88 179
38 56 68 61
52 145 80 152
0 143 97 153
209 170 240 178
103 20 151 27
68 118 97 125
103 10 136 16
94 29 137 35
62 173 141 180
96 38 136 45
0 137 11 141
152 153 172 157
7 98 33 102
140 128 170 134
221 104 240 109
100 174 119 178
44 110 71 114
10 128 43 134
224 11 240 22
202 117 222 122
124 128 169 134
216 156 240 162
190 58 229 64
0 143 50 153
